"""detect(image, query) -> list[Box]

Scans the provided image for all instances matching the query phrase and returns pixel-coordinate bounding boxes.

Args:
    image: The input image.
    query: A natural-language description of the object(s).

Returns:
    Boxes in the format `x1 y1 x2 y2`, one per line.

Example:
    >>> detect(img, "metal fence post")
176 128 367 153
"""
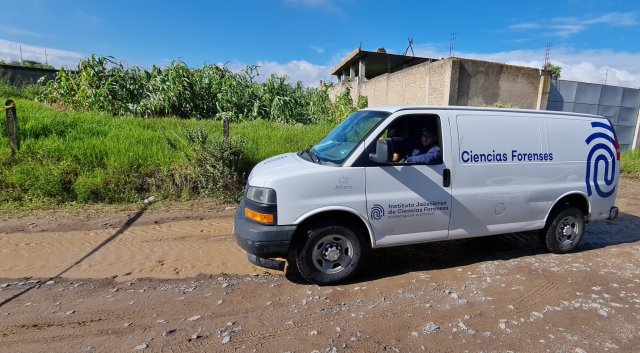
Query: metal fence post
4 100 20 155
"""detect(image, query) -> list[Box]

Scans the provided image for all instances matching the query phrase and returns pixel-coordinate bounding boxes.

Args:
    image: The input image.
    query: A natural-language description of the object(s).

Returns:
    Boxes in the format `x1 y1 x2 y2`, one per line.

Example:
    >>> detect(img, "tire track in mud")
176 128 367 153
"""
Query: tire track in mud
510 280 560 315
0 218 267 279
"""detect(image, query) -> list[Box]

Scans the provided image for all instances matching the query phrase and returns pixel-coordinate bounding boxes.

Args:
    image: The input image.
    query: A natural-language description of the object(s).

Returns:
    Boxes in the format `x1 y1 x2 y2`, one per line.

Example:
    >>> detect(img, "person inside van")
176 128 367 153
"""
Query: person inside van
404 128 442 164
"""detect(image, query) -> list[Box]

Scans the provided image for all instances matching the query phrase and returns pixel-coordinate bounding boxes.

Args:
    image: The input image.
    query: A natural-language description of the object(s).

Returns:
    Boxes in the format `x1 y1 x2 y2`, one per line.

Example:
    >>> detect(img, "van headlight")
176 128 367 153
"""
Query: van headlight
246 186 277 205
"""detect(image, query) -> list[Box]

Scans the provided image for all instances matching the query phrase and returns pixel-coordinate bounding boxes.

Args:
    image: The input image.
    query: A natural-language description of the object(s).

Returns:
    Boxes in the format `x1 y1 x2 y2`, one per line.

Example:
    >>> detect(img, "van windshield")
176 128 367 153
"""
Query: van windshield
308 110 389 165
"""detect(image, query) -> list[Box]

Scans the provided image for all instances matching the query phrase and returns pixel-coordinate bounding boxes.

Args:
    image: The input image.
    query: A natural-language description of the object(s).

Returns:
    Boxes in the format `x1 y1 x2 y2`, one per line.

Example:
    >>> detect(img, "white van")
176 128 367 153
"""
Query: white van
234 106 620 284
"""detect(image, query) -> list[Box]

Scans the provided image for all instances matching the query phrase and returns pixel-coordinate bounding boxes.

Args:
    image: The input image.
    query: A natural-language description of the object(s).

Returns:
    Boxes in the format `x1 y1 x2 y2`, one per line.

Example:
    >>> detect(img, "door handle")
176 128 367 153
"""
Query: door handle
443 168 451 187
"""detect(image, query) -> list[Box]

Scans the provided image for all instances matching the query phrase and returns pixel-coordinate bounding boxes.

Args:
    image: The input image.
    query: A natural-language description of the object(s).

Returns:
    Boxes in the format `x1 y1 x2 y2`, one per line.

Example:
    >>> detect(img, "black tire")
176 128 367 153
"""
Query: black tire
293 222 365 285
540 206 585 253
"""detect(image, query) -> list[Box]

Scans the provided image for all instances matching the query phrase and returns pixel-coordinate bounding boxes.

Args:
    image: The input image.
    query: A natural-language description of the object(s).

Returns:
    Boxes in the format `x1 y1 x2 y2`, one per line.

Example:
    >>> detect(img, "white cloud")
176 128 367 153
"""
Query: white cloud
223 59 331 86
568 12 636 26
0 39 84 68
284 0 342 13
509 22 542 30
414 45 640 88
285 0 334 7
258 60 331 85
0 26 45 38
510 11 637 37
75 10 101 24
310 45 325 54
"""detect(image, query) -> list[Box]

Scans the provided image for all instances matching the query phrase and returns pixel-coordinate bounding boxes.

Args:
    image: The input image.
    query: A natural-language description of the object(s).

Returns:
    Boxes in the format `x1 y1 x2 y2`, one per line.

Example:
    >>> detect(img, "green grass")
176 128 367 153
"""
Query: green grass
621 149 640 179
0 80 43 101
0 99 332 207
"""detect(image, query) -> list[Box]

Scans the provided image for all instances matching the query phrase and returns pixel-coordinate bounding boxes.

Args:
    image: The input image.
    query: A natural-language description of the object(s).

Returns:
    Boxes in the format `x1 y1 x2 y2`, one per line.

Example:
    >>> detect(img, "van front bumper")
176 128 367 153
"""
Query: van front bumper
233 201 296 260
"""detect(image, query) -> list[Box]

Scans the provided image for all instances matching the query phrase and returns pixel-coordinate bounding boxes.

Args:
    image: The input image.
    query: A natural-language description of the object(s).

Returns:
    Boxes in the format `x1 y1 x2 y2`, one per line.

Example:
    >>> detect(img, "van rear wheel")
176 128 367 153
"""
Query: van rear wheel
540 207 585 253
294 222 365 285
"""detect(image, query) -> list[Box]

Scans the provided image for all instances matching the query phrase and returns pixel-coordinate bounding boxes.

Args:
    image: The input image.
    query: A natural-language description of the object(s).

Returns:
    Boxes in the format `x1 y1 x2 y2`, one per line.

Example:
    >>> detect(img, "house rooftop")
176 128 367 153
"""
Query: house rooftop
331 48 436 80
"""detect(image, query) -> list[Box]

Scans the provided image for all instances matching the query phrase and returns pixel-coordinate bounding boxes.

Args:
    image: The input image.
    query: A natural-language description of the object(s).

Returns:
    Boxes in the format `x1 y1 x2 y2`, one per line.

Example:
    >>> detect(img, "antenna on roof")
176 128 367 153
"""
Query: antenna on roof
358 42 362 50
403 37 415 57
449 33 457 57
544 43 551 68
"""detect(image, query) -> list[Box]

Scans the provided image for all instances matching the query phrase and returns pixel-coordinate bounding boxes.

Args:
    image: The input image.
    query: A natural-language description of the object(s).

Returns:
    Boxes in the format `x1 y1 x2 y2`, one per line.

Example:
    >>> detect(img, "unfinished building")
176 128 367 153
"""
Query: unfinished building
329 48 548 110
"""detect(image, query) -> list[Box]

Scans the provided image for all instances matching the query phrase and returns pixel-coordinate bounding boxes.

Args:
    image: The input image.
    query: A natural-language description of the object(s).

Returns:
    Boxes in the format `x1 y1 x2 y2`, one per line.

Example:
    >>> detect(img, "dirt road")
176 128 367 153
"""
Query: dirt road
1 179 639 352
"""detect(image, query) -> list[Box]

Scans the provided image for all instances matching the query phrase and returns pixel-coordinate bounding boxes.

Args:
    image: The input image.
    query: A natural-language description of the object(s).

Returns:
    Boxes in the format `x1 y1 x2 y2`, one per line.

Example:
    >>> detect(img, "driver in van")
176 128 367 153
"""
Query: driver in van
404 128 442 164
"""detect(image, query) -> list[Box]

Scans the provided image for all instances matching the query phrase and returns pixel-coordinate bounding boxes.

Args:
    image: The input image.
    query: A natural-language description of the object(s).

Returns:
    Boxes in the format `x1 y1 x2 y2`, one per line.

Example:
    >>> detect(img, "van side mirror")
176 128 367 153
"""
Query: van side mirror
369 139 392 163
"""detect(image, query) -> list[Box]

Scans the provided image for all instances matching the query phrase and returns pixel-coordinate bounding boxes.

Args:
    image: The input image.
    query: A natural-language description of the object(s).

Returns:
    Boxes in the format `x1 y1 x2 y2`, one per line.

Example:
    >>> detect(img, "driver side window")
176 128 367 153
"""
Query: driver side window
371 114 443 165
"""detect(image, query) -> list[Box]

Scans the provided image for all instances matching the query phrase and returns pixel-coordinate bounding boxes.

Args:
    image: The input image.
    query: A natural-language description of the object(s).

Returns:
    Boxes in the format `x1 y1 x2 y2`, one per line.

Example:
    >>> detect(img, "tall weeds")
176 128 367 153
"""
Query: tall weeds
38 55 363 123
0 99 333 205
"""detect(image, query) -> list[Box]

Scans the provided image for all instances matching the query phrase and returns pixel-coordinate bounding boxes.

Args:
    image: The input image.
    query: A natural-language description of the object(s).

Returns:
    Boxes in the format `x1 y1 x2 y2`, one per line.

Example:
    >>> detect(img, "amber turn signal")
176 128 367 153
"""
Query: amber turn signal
244 208 275 224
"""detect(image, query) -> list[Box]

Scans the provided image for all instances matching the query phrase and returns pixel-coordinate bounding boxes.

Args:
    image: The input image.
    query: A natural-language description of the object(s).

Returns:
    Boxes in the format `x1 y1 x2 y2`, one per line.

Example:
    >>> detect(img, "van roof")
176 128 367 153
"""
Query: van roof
362 105 606 120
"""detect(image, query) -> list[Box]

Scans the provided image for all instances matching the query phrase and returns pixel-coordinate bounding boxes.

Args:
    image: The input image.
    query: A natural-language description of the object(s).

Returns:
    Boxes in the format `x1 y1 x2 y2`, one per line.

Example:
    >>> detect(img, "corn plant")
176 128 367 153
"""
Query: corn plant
38 55 366 124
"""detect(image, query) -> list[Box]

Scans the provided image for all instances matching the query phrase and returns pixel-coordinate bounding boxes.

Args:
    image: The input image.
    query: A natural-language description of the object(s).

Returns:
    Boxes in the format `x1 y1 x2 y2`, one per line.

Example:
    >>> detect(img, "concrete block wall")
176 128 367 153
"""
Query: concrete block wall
0 64 57 85
363 59 452 106
330 59 454 106
452 58 541 109
329 57 542 110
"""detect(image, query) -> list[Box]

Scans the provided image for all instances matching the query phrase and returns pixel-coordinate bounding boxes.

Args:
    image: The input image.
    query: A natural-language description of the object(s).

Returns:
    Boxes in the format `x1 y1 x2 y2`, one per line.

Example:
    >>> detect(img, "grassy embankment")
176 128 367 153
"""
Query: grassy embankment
621 149 640 179
0 98 332 210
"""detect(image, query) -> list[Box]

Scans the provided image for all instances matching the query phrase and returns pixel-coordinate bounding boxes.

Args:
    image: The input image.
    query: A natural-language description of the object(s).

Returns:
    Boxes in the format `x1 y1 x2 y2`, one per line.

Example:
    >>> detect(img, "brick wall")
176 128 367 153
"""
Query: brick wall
329 57 542 110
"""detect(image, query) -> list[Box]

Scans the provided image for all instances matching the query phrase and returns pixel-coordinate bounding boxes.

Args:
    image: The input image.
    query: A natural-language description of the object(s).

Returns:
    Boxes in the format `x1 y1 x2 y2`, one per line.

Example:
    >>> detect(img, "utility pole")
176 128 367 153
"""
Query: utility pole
45 49 48 65
19 45 23 63
603 69 609 85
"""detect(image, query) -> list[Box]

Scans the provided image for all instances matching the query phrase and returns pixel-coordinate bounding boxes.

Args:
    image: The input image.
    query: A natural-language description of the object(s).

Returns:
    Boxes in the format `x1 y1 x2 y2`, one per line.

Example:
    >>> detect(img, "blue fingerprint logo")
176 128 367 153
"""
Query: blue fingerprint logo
585 121 617 198
370 204 385 220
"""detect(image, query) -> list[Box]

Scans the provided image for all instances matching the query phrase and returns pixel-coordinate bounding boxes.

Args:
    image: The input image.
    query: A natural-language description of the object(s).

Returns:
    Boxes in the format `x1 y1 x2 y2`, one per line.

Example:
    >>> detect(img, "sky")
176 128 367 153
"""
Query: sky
1 0 639 87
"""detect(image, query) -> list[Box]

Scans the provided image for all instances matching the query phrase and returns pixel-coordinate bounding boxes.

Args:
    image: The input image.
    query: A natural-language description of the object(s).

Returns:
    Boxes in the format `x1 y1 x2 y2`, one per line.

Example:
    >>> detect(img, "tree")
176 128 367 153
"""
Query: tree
544 63 562 80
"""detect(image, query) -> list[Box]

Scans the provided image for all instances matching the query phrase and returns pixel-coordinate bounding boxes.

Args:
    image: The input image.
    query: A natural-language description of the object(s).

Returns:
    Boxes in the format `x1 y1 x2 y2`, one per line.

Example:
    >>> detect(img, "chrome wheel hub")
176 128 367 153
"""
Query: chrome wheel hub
560 224 573 236
556 216 580 245
323 244 342 262
311 234 354 274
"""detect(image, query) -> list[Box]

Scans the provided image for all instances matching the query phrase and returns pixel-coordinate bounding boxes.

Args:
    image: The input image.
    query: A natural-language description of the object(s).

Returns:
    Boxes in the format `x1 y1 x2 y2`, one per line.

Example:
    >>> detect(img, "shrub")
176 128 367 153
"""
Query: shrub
181 128 248 201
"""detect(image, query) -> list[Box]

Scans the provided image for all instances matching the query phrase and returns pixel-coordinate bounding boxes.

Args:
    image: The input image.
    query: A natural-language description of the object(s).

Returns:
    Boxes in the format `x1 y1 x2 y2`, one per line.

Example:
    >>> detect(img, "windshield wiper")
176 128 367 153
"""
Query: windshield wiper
303 146 321 164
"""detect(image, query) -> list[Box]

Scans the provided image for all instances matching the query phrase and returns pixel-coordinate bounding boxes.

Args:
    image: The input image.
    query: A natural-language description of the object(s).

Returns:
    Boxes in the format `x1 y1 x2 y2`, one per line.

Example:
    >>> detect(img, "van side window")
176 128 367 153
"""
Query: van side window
352 114 444 167
383 114 443 165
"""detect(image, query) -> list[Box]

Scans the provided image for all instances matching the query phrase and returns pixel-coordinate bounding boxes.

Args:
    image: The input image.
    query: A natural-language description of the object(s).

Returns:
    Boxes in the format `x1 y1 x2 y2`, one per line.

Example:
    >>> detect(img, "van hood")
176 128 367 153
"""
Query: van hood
247 153 321 187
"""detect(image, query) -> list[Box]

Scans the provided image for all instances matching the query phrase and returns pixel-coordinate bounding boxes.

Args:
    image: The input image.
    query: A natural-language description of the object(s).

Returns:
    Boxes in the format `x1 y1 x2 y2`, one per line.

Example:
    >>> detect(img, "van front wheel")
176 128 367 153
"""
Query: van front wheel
540 207 585 253
294 223 364 285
